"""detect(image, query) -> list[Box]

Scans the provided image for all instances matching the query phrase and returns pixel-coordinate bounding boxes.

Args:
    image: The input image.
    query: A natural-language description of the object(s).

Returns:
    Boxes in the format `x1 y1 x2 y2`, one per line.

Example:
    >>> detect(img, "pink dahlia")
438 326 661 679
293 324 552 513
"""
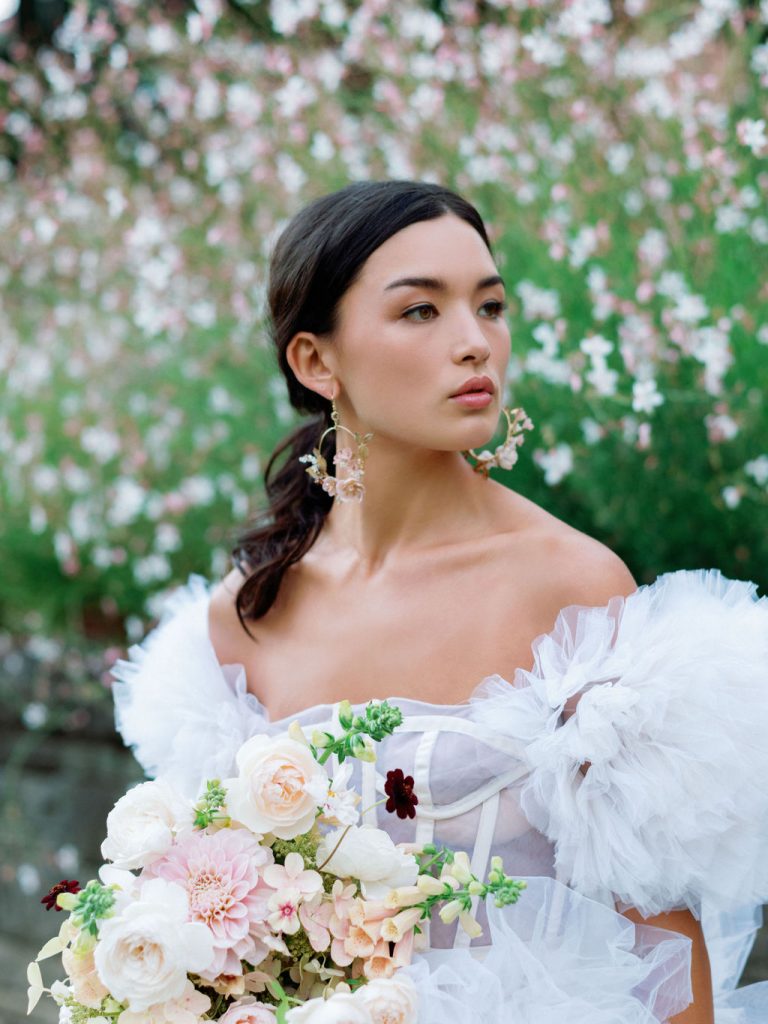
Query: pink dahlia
147 828 275 979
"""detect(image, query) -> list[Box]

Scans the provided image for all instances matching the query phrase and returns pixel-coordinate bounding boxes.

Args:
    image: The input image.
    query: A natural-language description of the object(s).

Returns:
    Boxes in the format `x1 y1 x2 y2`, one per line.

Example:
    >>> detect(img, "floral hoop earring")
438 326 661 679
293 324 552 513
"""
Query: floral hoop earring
463 406 535 478
299 398 374 503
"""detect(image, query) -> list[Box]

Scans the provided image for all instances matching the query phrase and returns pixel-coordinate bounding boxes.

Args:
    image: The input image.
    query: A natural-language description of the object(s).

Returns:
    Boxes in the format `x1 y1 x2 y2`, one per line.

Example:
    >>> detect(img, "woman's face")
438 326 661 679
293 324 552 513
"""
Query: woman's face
327 213 511 455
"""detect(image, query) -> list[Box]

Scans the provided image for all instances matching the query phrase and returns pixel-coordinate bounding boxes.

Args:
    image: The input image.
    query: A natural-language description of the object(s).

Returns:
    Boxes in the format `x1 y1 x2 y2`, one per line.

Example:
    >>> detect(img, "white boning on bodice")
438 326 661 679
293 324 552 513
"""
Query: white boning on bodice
360 756 377 827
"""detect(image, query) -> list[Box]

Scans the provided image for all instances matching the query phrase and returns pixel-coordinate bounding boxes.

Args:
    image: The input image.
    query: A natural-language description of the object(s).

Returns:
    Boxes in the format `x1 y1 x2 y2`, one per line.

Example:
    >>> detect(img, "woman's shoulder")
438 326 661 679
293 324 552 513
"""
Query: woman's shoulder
469 552 768 918
208 565 253 666
490 485 639 612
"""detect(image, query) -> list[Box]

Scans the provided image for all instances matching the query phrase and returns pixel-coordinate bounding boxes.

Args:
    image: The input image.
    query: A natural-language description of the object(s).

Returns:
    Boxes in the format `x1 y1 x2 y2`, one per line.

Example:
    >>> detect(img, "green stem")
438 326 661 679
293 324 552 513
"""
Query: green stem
360 797 387 816
418 850 448 874
316 823 353 872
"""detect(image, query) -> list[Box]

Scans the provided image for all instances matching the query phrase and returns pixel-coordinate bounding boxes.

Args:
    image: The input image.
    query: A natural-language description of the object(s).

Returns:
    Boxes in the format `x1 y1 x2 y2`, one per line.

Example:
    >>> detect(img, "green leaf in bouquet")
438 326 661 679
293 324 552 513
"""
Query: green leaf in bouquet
70 880 117 936
193 778 230 829
34 934 65 961
26 960 44 1014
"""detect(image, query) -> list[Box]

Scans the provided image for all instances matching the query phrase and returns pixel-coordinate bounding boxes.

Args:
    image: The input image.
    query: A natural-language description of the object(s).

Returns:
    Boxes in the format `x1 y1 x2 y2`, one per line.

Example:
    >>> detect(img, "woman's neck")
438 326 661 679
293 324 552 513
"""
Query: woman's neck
319 442 501 574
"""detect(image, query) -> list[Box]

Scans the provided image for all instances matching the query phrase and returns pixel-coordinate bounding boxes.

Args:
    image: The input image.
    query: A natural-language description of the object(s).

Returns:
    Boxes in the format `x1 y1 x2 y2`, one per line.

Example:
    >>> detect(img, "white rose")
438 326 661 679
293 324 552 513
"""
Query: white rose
355 977 419 1024
286 992 372 1024
93 878 214 1011
116 979 212 1023
316 826 419 900
224 735 328 840
101 779 191 870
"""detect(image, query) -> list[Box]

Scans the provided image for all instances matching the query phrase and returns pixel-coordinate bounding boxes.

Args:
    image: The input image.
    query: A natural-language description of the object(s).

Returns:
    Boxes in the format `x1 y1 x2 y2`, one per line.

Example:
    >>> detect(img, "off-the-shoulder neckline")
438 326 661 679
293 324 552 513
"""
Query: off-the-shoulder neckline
199 585 492 726
183 566 745 728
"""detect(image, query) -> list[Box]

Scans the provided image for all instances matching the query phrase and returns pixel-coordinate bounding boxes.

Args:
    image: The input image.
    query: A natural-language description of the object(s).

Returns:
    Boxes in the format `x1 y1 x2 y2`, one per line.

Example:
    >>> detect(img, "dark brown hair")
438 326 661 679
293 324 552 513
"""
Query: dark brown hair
230 179 492 635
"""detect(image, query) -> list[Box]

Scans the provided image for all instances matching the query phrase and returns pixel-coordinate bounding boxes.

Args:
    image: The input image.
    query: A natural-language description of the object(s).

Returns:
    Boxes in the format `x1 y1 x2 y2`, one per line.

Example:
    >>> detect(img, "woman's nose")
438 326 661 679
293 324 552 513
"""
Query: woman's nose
452 311 492 363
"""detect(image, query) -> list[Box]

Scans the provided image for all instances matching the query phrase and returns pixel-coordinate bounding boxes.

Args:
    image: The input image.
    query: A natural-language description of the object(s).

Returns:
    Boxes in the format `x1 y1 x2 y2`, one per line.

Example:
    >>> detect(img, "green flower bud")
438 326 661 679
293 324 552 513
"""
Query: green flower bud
350 734 377 763
337 700 354 729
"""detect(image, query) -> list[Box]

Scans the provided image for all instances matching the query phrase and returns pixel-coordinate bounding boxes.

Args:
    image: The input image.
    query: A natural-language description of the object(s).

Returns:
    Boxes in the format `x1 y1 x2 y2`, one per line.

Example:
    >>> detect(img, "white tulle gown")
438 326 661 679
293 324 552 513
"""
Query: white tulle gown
110 567 768 1023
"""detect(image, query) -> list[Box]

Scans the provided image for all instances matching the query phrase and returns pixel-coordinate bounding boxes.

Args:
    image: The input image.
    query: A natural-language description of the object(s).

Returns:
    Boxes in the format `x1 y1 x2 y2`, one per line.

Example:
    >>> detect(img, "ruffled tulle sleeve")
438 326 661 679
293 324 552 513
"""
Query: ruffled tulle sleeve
469 568 768 920
109 573 268 799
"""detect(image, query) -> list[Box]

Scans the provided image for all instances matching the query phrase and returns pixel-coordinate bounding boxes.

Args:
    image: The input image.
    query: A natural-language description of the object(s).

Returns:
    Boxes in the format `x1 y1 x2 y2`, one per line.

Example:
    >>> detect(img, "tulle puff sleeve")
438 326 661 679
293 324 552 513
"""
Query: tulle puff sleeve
109 574 267 798
469 568 768 919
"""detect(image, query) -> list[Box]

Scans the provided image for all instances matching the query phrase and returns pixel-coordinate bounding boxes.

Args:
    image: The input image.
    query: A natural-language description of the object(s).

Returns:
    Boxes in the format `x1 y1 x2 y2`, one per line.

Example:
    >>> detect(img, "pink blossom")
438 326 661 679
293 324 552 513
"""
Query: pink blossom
267 888 302 934
146 828 274 980
262 852 323 897
362 937 397 980
298 893 333 952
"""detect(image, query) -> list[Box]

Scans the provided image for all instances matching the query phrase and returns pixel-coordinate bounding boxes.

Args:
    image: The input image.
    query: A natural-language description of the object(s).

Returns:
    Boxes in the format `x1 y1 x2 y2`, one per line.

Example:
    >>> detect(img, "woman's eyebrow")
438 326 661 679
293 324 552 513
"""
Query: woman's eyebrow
383 274 505 292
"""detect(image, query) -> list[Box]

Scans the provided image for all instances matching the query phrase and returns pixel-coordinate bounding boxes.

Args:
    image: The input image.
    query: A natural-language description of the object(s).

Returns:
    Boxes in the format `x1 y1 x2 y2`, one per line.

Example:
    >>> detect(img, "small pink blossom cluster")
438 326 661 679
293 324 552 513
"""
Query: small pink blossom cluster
299 447 368 503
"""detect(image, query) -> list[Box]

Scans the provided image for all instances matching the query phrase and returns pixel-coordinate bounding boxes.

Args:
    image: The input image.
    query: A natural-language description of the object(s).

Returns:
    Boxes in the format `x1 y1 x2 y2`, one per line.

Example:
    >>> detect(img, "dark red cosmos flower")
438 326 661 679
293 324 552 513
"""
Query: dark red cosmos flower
384 768 419 820
41 879 81 912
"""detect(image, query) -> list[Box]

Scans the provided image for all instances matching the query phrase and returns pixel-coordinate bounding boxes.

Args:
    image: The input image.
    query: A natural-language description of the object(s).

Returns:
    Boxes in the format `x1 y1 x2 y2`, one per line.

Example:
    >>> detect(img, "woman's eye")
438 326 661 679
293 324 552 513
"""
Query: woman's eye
403 304 437 322
480 299 508 319
403 299 507 322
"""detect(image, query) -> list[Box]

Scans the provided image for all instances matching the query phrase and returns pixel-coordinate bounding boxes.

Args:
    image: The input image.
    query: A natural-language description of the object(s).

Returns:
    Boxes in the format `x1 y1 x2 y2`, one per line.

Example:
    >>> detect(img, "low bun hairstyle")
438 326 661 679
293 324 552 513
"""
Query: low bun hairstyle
230 179 492 635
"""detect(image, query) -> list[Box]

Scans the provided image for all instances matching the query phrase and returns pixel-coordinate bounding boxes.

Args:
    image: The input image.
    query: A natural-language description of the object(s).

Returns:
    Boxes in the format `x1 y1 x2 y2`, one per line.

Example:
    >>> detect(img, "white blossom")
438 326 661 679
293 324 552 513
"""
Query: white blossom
632 379 664 414
745 455 768 487
535 444 574 485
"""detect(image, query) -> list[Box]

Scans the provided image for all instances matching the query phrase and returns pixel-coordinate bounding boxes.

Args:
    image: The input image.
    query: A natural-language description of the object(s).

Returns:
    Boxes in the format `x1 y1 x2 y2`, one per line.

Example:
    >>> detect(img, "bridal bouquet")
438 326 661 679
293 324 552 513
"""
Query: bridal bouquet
28 701 525 1024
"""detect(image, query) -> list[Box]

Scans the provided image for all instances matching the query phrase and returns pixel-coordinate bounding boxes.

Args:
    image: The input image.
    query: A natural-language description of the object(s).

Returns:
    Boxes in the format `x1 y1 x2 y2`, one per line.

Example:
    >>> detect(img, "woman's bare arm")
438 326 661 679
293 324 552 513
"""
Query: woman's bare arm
621 905 714 1024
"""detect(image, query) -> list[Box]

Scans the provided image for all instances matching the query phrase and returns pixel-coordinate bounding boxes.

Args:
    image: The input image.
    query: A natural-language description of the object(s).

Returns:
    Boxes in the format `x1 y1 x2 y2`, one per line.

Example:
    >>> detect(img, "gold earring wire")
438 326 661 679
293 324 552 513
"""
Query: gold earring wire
298 398 374 503
463 406 535 478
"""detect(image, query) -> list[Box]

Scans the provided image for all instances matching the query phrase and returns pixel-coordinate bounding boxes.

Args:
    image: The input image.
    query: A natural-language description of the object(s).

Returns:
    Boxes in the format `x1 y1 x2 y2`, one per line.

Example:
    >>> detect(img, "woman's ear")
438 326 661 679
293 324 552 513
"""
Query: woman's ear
285 331 337 401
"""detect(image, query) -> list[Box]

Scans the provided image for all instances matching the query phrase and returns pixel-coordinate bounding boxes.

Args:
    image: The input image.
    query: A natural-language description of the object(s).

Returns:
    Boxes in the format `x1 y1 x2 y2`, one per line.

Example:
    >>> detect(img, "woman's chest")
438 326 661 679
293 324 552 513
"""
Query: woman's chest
222 554 554 721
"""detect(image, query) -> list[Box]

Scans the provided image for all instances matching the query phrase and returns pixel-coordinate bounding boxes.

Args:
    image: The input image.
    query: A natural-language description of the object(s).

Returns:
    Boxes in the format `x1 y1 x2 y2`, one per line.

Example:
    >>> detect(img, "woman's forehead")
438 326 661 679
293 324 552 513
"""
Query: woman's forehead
353 215 497 293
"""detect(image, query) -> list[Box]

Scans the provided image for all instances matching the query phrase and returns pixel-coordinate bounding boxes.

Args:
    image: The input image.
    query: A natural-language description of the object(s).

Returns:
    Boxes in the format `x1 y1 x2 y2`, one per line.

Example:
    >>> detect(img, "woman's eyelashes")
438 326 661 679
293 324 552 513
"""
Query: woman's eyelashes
402 299 508 323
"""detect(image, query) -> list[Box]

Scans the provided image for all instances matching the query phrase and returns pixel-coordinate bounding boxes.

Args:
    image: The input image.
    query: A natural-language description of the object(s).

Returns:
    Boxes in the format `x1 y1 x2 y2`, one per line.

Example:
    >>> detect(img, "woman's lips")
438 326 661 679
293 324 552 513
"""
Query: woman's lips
449 391 493 408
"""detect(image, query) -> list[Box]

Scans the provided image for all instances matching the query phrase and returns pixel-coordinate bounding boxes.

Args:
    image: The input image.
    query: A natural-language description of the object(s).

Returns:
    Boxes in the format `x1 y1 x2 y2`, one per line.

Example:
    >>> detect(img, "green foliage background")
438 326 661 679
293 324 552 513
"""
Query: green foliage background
0 0 766 649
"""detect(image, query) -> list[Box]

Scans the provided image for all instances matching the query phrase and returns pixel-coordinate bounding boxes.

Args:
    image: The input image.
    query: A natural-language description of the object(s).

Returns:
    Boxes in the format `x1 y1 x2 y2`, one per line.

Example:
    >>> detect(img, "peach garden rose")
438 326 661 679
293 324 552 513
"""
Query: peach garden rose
223 735 329 840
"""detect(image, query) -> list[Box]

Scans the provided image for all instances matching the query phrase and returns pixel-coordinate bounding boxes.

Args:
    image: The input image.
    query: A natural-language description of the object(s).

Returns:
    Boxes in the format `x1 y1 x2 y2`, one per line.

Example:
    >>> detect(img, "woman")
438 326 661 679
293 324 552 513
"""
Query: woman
113 180 768 1023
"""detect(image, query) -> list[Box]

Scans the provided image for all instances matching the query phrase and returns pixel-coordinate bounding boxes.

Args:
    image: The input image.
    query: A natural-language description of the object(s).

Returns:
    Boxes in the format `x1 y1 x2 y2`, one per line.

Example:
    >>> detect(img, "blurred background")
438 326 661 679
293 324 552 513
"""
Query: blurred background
0 0 766 1020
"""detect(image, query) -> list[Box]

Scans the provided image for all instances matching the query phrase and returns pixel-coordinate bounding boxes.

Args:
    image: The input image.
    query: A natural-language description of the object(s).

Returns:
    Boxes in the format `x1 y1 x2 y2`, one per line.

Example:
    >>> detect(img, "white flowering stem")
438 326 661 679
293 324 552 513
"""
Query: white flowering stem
311 700 404 766
407 847 528 931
